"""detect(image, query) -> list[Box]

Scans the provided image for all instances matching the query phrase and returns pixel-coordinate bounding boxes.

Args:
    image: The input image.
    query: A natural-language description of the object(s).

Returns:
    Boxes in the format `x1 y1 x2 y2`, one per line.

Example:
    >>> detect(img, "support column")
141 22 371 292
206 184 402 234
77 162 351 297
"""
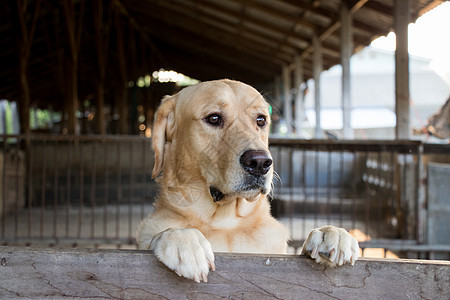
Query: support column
63 0 85 134
16 0 41 135
394 0 410 140
94 0 107 135
282 66 292 135
341 2 354 139
115 10 129 134
313 34 322 138
294 56 304 136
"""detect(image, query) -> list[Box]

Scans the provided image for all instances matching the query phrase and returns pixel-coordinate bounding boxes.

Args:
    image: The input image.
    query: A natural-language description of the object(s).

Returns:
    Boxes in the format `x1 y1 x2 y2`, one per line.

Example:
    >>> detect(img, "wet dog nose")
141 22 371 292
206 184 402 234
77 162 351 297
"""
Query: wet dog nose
240 150 272 176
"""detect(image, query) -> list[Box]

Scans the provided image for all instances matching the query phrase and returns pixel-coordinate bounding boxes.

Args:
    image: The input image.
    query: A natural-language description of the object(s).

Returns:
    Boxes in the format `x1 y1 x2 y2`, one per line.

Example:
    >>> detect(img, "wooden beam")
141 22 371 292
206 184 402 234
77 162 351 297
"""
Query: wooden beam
282 66 293 135
394 0 410 140
294 56 304 136
1 247 449 299
312 34 322 139
341 2 353 139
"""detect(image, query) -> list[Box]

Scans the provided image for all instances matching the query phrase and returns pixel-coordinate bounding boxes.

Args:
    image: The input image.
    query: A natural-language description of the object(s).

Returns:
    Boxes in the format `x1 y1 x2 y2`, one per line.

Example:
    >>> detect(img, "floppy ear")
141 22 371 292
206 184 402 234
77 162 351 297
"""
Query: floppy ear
152 95 176 178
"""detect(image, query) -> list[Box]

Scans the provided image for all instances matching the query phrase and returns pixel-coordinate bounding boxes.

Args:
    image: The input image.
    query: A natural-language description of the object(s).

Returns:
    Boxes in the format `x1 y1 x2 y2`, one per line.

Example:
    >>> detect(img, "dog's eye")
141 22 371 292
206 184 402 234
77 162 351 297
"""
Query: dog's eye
205 114 222 127
256 115 267 127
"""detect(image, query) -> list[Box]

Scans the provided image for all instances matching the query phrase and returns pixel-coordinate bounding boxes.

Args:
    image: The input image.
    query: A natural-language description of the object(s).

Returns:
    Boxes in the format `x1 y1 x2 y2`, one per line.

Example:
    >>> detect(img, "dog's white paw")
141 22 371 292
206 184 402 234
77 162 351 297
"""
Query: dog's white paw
301 226 359 267
150 228 215 282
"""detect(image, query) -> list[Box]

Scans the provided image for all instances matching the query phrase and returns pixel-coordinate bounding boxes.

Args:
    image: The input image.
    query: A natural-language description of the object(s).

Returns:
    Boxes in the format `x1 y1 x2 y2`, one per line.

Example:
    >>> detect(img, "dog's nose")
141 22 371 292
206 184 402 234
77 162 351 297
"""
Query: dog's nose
240 150 272 176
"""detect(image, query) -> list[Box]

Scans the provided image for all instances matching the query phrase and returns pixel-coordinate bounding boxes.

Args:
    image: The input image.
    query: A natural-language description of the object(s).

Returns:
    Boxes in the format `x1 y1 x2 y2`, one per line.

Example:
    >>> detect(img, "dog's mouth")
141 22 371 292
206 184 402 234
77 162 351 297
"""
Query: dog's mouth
209 186 226 202
209 178 268 202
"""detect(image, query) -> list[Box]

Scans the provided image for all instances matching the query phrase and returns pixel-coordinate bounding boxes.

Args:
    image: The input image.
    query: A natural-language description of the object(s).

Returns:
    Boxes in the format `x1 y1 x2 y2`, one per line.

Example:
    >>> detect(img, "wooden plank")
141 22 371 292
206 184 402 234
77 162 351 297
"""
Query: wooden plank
0 247 449 299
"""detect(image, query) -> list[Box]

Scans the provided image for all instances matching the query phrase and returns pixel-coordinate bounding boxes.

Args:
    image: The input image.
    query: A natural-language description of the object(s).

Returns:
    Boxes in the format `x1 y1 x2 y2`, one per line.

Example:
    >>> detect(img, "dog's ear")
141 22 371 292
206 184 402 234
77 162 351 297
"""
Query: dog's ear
152 94 176 178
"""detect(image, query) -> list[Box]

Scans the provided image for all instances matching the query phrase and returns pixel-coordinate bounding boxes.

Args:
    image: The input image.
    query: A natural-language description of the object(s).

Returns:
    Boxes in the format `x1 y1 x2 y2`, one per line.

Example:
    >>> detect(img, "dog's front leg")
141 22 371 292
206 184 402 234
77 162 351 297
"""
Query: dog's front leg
301 226 359 267
150 228 215 282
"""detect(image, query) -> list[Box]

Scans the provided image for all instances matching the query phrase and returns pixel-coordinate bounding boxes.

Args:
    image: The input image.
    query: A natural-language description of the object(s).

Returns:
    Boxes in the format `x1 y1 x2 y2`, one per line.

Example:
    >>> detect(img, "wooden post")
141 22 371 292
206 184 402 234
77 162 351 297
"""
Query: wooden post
341 2 354 139
94 0 107 135
312 34 322 139
16 0 41 135
282 66 292 135
394 0 410 140
115 9 129 135
63 0 85 134
294 56 304 136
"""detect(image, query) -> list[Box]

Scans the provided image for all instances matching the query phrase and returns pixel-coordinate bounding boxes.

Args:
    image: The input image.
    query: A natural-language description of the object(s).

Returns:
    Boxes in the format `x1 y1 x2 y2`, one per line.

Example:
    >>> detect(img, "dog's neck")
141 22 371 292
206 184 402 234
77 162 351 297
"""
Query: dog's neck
159 174 263 225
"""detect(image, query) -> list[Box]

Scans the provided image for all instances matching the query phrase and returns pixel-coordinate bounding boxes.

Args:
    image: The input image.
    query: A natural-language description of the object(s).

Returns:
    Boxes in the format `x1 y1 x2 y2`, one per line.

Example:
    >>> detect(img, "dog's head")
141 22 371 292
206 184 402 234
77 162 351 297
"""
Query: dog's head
152 79 272 204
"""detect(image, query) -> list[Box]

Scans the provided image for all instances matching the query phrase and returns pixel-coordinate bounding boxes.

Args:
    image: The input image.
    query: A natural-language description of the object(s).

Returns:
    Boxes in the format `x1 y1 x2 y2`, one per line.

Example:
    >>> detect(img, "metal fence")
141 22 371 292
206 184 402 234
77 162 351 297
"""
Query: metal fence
0 135 155 248
0 135 449 259
270 138 450 259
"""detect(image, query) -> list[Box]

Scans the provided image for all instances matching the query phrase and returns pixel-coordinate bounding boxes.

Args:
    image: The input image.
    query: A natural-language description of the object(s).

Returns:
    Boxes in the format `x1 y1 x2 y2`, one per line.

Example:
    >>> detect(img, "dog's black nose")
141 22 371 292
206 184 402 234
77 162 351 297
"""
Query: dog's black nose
240 150 272 176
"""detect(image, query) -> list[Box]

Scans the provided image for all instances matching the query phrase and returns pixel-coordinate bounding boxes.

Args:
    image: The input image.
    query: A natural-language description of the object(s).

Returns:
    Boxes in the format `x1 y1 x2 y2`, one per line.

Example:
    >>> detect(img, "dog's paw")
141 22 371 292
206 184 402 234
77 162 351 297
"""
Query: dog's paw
301 226 359 267
150 228 215 282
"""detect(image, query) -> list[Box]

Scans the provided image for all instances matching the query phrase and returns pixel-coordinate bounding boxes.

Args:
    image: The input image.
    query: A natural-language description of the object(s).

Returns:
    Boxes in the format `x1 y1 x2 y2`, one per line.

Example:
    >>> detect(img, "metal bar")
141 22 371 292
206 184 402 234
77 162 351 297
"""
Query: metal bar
339 151 344 228
364 151 369 236
288 148 293 238
351 151 357 230
402 154 408 239
103 140 109 239
2 140 7 238
129 142 135 242
65 141 73 239
301 149 306 237
140 141 146 221
376 151 382 238
314 147 319 228
40 140 47 239
14 143 19 238
91 142 97 239
53 141 58 240
116 142 121 239
415 144 425 244
27 138 33 239
77 141 84 239
326 150 331 224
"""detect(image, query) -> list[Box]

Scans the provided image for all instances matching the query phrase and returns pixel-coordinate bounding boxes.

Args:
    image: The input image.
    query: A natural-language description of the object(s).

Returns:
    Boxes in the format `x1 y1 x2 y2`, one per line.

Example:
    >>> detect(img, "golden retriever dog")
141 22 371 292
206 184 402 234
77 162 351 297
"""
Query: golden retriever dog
136 79 359 282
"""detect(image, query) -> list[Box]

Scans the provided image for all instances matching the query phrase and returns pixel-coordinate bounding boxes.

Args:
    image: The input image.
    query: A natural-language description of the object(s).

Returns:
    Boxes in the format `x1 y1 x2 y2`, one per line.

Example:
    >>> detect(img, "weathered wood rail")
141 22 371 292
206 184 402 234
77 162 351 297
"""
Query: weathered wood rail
0 246 449 299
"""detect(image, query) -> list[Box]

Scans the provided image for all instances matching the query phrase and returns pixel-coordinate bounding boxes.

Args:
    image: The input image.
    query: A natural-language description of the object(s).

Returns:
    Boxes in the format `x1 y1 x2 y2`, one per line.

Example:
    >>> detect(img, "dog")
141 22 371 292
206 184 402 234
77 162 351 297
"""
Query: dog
136 79 359 282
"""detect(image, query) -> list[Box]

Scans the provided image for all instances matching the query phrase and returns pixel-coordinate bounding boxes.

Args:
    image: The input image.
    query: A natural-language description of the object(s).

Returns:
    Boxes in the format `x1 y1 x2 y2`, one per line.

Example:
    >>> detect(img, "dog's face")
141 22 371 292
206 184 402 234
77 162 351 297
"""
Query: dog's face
152 80 272 203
